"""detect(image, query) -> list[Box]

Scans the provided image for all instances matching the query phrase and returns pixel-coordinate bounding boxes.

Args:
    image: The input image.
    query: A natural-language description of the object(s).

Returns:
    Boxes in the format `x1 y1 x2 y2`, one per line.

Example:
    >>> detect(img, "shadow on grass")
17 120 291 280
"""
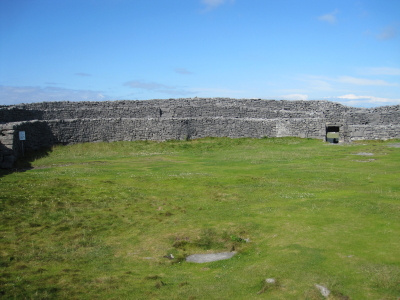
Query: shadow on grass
0 147 53 178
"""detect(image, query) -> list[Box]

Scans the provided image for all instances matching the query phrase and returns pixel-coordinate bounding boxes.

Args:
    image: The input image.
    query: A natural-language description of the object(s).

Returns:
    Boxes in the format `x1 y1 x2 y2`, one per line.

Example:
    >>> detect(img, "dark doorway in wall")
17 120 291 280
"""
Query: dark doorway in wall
326 126 339 143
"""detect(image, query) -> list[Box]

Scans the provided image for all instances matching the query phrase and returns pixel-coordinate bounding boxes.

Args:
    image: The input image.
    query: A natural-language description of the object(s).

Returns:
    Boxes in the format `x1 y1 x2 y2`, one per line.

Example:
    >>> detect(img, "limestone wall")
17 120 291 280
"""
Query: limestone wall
0 98 346 122
348 125 400 141
1 98 400 169
45 118 276 143
0 120 54 168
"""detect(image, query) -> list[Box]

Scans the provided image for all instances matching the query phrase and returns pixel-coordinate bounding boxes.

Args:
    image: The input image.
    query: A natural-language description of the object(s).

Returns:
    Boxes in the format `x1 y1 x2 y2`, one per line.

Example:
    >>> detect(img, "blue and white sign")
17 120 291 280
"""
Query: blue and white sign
19 131 26 141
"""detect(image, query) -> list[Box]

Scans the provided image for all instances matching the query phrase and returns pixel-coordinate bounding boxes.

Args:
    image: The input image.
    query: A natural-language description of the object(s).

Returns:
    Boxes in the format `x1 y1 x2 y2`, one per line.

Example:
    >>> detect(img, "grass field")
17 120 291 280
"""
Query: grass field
1 137 399 299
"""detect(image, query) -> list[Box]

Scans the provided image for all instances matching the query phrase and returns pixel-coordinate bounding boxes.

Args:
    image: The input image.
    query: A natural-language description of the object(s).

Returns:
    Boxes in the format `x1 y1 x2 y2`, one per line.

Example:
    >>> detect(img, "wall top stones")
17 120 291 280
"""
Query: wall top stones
2 98 400 126
3 97 398 112
2 98 351 111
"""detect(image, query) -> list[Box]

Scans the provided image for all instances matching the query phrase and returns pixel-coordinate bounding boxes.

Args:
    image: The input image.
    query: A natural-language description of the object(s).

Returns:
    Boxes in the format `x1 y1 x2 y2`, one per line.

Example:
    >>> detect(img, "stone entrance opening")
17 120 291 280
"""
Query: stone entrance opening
326 126 339 143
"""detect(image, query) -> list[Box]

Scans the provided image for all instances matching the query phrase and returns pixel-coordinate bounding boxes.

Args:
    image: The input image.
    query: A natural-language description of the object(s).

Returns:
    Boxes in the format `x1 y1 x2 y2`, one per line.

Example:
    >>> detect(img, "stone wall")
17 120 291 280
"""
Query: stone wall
0 121 54 168
45 118 276 143
1 98 400 169
0 98 346 122
348 125 400 141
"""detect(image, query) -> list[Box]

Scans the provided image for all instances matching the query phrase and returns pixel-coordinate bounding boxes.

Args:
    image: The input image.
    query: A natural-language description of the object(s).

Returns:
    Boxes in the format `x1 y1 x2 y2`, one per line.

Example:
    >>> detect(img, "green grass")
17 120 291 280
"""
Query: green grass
1 137 399 299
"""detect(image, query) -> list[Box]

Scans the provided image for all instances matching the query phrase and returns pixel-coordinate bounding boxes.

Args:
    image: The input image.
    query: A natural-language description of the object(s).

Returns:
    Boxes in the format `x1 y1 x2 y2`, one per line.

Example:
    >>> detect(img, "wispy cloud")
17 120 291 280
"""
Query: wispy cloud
361 67 400 76
174 68 193 75
318 9 339 24
365 24 399 41
281 94 309 100
377 25 398 40
75 72 92 77
297 75 333 91
355 1 369 18
307 79 333 91
333 94 400 106
124 80 244 97
0 85 107 105
124 80 175 90
123 80 194 96
201 0 234 11
302 74 397 87
336 76 398 86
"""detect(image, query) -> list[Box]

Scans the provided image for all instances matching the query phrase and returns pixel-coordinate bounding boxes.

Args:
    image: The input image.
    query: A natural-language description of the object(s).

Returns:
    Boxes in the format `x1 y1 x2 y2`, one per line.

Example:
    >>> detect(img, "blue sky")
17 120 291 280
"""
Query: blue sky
0 0 399 107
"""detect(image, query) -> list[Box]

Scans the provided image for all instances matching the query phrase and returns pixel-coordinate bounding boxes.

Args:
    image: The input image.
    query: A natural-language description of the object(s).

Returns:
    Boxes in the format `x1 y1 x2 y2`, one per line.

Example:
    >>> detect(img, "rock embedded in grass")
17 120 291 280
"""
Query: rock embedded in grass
388 143 400 148
315 284 330 297
186 252 236 263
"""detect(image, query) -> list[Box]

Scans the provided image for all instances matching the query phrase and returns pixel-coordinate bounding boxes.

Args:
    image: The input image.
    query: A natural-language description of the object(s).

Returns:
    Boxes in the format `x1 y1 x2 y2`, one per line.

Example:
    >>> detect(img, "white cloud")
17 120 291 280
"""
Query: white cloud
174 68 193 75
201 0 234 10
333 94 400 107
0 85 108 105
361 67 400 76
336 76 397 86
281 94 309 100
377 26 398 40
302 75 397 87
123 80 194 96
318 9 339 24
337 94 370 100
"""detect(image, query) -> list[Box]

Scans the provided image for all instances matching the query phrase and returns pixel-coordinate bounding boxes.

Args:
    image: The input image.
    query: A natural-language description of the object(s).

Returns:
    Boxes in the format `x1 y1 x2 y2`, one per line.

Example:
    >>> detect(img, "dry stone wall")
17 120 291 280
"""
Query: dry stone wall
348 125 400 141
45 118 278 143
0 120 54 168
1 98 400 169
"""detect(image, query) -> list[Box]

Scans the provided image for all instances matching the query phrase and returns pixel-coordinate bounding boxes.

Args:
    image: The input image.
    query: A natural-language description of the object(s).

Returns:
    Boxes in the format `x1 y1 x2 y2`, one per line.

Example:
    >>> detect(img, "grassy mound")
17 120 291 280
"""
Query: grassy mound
1 137 399 299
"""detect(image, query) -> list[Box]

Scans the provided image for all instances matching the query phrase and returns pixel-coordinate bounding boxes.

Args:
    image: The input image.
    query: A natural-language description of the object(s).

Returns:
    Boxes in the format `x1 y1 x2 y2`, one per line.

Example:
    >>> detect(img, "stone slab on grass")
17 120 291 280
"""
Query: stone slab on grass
388 143 400 148
186 252 236 263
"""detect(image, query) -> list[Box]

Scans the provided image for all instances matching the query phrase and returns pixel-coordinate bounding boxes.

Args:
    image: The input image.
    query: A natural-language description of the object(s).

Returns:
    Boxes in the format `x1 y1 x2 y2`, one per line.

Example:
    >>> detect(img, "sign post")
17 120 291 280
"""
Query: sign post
19 131 26 157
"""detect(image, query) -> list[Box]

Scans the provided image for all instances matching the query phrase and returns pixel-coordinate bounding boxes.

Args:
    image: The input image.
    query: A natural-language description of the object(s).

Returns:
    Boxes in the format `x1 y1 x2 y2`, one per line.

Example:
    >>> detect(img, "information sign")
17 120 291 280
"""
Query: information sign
19 131 26 141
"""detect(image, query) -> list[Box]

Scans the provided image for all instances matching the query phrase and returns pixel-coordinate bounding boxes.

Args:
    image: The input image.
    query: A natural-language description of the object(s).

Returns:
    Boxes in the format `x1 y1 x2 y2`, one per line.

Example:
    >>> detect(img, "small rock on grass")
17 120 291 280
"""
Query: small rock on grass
315 284 330 297
186 252 236 263
257 278 276 294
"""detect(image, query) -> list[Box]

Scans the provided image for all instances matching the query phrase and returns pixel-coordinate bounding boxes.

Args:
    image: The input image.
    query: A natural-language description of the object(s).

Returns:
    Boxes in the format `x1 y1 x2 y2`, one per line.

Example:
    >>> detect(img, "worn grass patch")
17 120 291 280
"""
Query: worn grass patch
1 137 399 299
